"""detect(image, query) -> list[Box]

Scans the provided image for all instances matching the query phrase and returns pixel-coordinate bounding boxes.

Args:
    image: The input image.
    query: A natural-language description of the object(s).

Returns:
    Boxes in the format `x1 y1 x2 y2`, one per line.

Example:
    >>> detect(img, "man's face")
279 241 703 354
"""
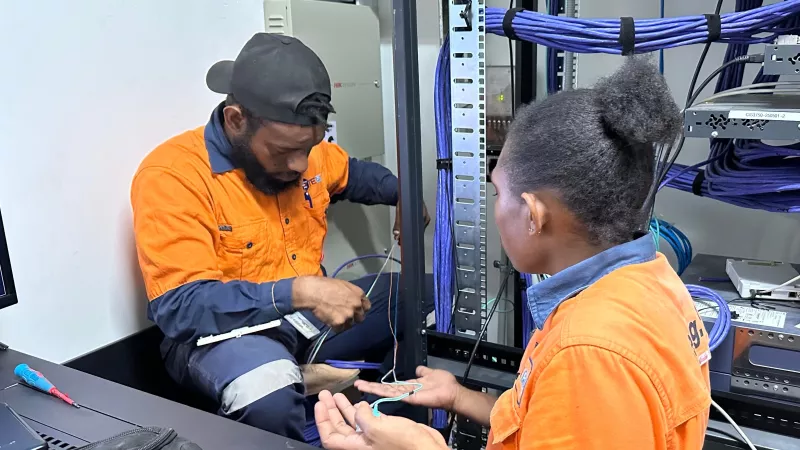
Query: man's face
225 107 326 195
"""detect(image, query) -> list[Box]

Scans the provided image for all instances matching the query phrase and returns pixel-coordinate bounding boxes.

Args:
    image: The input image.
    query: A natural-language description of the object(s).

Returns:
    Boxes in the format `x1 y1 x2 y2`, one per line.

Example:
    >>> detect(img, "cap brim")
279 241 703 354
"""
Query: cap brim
206 60 234 94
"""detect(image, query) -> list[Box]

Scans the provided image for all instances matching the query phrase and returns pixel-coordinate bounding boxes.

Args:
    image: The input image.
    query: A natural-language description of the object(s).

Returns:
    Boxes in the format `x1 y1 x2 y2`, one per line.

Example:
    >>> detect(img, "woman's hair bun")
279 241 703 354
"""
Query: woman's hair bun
594 56 683 146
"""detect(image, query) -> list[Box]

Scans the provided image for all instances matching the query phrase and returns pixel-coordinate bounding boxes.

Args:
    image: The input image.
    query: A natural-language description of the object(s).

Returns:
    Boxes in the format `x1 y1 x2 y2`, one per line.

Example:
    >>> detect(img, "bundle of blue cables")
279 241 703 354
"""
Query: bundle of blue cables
545 0 561 95
487 1 800 54
432 35 454 429
660 0 800 213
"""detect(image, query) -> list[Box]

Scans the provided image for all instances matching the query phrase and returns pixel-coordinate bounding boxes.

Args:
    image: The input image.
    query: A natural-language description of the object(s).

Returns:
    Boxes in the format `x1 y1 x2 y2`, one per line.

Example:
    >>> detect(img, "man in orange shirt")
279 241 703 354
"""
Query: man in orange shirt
131 33 430 442
313 58 710 450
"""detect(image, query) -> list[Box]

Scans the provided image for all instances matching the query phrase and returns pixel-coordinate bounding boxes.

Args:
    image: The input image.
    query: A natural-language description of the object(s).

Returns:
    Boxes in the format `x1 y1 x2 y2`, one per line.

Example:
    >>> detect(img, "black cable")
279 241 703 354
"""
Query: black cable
639 0 725 222
443 270 511 437
462 271 511 382
509 28 516 117
657 54 761 186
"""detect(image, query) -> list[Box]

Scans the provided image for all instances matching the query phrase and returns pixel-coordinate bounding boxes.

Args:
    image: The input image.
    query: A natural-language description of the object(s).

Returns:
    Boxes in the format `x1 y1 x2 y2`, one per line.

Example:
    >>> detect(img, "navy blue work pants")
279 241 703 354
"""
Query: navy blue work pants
161 273 435 442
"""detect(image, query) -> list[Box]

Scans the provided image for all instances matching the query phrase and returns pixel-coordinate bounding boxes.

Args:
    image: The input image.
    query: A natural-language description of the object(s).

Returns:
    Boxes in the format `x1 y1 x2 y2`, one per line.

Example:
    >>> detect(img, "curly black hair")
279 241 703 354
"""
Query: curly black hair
503 57 682 246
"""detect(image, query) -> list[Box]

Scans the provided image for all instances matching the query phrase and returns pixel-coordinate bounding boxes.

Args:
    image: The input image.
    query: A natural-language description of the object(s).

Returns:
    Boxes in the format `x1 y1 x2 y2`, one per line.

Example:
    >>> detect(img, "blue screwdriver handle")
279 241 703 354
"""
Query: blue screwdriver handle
14 364 55 392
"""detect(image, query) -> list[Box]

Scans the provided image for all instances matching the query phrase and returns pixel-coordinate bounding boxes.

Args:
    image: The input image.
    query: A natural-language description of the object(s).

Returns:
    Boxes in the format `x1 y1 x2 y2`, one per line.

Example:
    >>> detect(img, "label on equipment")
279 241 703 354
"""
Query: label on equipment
728 110 800 122
695 300 787 329
285 312 321 339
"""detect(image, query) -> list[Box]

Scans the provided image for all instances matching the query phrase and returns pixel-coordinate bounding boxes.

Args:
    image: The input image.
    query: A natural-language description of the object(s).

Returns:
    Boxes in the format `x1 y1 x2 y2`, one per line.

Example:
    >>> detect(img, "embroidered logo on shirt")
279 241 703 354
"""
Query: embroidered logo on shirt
302 174 323 208
515 356 534 407
218 225 232 232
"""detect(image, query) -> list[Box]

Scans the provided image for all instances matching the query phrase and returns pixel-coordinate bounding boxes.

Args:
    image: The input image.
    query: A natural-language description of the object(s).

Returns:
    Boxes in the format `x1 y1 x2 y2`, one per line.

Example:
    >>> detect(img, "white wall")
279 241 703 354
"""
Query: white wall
0 0 268 362
0 0 401 362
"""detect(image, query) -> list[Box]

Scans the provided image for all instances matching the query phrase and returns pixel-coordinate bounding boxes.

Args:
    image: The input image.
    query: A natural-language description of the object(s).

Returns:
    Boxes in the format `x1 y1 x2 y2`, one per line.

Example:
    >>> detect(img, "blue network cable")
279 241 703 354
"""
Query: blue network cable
686 284 731 352
650 218 692 275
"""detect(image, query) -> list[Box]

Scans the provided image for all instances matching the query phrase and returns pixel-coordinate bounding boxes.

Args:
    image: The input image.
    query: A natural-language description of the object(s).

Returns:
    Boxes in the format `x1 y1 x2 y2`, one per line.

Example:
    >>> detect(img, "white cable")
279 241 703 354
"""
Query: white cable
759 272 800 295
307 241 399 364
711 399 757 450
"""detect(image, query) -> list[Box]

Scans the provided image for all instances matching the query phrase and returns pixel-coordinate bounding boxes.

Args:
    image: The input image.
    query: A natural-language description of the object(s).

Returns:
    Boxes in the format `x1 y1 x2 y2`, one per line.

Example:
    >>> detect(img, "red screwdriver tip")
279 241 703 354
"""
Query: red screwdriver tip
51 388 79 408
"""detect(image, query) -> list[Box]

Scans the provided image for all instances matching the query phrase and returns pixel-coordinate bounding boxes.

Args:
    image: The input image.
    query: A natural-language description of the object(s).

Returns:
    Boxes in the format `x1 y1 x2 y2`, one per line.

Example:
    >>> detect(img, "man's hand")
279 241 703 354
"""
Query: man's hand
355 366 461 411
315 391 448 450
292 277 370 331
393 200 431 245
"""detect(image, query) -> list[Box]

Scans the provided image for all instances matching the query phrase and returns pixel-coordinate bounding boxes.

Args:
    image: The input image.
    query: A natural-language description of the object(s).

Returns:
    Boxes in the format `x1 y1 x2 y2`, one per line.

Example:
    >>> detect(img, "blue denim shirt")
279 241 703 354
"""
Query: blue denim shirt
527 234 657 330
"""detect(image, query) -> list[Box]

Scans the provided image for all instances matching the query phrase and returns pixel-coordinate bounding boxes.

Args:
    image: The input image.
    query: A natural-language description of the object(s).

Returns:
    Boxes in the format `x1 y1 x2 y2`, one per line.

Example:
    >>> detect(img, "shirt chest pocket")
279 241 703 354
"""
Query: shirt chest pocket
301 188 331 248
216 219 276 282
489 388 524 447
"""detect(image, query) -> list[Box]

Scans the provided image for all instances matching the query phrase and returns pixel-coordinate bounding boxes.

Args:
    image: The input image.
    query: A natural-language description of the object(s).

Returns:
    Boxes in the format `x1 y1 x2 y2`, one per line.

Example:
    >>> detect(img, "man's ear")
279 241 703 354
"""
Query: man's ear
223 105 247 135
521 192 547 235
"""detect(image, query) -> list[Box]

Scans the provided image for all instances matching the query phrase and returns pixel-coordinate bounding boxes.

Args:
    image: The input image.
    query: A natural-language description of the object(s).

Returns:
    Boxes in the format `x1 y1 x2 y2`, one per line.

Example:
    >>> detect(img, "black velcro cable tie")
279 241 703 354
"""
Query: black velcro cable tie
503 8 524 40
619 17 635 56
704 14 721 43
436 158 453 170
692 169 706 196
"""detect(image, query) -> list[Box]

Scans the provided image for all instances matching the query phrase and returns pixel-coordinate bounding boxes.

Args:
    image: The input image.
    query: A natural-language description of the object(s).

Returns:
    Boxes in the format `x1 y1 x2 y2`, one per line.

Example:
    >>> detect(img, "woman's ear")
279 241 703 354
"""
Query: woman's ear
521 192 547 236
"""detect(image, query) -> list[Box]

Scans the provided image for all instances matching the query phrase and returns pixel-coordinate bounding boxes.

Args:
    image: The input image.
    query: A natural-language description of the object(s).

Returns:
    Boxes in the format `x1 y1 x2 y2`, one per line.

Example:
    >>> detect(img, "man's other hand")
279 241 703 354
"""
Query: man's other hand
292 277 370 331
393 200 431 245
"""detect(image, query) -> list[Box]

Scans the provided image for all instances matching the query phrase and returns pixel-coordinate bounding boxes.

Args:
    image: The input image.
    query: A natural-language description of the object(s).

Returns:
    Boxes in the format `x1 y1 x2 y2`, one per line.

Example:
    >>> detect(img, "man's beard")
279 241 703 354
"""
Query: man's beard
229 136 300 195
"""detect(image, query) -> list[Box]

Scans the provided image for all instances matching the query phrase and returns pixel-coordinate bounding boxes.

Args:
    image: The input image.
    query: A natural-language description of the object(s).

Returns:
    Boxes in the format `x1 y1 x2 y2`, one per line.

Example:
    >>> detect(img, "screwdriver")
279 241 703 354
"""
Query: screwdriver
14 364 81 408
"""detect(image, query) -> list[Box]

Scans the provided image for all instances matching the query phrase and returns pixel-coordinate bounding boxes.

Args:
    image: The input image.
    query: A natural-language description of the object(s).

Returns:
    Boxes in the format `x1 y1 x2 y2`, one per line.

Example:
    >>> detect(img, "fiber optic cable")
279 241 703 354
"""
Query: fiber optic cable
369 245 423 416
331 254 402 279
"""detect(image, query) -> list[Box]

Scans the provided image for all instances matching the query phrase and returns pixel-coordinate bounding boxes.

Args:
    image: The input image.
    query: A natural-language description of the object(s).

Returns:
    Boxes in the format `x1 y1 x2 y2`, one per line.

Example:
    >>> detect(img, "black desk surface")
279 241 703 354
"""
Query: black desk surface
0 349 315 450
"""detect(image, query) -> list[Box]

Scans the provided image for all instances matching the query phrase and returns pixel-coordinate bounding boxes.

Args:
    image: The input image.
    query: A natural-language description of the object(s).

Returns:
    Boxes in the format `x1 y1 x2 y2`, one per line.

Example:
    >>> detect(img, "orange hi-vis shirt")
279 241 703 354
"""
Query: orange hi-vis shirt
131 104 398 344
488 235 711 450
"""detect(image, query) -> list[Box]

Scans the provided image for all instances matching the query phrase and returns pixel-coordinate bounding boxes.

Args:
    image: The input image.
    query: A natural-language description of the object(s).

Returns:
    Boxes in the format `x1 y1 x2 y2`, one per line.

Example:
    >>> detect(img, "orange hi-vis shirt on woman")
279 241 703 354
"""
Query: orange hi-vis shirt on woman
131 104 398 345
488 235 711 450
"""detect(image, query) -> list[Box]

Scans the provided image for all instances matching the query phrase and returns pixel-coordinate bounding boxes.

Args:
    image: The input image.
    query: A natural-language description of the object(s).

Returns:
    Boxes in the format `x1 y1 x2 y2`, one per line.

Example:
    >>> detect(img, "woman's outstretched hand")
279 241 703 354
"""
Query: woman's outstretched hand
354 366 461 412
314 390 447 450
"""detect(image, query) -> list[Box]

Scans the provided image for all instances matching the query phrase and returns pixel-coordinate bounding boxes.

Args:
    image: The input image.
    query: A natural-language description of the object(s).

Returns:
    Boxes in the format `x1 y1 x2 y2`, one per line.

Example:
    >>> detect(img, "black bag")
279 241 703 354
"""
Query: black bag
79 427 203 450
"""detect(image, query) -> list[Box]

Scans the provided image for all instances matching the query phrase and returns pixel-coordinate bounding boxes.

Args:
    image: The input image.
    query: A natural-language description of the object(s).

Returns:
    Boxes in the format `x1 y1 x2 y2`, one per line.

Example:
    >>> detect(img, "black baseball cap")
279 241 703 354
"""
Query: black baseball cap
206 33 334 126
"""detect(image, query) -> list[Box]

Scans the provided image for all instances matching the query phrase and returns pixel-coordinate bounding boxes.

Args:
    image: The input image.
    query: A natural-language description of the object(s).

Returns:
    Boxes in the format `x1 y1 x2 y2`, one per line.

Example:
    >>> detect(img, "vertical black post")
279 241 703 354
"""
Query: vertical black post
513 0 537 349
515 0 537 107
393 0 427 424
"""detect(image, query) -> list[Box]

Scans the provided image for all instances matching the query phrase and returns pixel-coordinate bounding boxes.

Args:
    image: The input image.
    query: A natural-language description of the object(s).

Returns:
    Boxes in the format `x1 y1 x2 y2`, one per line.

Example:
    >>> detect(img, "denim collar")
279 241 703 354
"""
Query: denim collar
204 103 236 174
527 233 657 330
